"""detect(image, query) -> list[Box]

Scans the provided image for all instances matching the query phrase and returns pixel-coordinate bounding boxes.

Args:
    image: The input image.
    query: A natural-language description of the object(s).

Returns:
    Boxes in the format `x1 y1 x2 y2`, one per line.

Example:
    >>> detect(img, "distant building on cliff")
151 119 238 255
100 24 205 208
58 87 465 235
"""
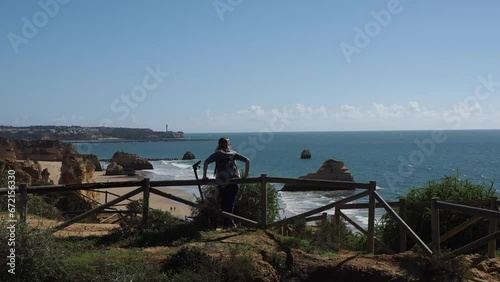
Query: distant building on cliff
165 124 183 138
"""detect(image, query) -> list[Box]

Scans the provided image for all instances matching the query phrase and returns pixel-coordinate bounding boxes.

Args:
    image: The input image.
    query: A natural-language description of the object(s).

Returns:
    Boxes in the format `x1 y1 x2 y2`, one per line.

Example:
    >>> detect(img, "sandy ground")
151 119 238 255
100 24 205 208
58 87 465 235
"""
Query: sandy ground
38 161 194 219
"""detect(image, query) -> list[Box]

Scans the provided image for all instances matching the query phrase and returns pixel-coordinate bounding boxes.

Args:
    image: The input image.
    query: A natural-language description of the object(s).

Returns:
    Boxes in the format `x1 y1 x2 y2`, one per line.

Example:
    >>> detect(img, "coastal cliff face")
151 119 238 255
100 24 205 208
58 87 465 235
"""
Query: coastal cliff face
82 154 103 171
0 137 16 160
282 159 355 191
59 152 96 185
9 139 77 161
0 159 49 185
58 151 100 204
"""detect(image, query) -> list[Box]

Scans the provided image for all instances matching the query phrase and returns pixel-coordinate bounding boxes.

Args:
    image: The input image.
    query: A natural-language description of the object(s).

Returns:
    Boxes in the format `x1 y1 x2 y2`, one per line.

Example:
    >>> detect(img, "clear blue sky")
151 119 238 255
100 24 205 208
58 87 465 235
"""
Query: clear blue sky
1 0 499 133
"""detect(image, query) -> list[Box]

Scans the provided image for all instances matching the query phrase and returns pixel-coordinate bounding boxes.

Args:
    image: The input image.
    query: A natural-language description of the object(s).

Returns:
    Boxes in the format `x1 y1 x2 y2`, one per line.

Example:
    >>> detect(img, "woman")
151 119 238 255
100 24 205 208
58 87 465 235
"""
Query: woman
202 137 250 228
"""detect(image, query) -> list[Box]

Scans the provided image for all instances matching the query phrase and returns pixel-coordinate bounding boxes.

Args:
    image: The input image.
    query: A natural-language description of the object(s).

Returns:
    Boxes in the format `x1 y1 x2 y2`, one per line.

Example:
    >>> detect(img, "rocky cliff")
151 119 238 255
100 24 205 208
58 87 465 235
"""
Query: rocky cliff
7 139 77 161
111 151 153 170
0 137 16 160
0 159 51 185
282 159 355 191
58 150 100 205
59 152 96 185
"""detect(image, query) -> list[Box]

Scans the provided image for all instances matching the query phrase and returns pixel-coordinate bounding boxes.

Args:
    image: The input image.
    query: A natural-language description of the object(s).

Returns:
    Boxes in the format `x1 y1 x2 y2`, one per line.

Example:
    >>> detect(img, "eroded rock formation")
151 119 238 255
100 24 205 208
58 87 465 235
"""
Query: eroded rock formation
282 159 355 191
41 168 50 183
9 139 77 161
83 154 103 171
0 137 16 160
58 150 99 204
300 149 312 159
0 159 49 185
59 153 96 185
105 162 125 175
110 151 153 170
182 151 195 160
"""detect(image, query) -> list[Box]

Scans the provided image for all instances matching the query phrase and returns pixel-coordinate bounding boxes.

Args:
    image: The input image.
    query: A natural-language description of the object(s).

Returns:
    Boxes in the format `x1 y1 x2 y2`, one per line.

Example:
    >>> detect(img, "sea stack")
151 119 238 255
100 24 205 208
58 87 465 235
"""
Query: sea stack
182 151 196 160
110 151 153 170
300 149 312 159
282 159 355 191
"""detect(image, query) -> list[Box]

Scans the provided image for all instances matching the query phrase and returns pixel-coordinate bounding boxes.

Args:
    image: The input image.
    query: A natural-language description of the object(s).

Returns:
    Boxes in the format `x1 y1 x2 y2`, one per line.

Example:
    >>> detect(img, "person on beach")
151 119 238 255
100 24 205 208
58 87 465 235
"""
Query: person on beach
203 137 250 229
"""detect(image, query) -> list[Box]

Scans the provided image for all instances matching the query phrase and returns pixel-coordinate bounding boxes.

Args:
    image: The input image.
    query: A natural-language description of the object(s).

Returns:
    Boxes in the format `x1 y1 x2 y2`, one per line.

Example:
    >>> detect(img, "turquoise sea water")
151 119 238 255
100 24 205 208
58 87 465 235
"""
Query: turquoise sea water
74 130 500 224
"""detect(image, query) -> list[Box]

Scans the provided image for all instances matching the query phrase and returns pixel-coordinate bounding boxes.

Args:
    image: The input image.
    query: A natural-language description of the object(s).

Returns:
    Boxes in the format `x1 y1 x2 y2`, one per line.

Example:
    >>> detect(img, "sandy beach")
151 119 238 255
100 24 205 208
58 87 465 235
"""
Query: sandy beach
38 161 194 219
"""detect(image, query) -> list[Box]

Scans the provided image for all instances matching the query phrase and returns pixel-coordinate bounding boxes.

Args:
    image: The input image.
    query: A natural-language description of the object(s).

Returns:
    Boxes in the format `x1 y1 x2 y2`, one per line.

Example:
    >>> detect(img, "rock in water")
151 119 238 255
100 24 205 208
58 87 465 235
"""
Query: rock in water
300 149 312 159
182 151 195 160
111 151 153 170
282 159 355 191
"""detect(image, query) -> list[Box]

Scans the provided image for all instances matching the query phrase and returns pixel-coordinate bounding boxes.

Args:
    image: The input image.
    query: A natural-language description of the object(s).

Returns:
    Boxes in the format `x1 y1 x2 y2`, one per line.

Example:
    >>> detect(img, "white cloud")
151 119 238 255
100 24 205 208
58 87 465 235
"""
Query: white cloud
340 104 363 119
189 101 499 132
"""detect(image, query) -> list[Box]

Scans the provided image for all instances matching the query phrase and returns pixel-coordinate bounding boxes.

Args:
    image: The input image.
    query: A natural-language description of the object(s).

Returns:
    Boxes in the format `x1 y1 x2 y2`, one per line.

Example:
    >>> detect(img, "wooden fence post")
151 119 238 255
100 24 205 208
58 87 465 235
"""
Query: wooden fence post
20 184 28 224
431 197 440 253
334 207 340 243
367 181 376 254
488 196 497 258
321 212 328 225
142 178 150 228
260 174 267 229
399 198 407 252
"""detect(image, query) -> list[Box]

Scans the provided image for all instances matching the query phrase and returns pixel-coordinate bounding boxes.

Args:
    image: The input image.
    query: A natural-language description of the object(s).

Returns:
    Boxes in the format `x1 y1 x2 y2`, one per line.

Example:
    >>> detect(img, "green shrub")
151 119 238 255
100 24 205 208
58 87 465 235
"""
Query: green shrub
282 216 349 253
0 222 69 282
345 232 367 252
94 200 201 247
62 249 165 282
221 247 257 282
161 246 220 281
0 193 62 220
119 199 177 231
0 174 62 219
162 246 258 282
379 174 498 252
281 236 313 251
192 182 281 228
414 251 472 280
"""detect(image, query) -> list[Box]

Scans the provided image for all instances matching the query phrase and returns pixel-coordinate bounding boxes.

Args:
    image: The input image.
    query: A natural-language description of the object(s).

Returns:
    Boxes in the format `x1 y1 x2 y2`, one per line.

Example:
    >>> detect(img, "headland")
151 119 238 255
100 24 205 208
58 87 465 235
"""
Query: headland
0 125 185 141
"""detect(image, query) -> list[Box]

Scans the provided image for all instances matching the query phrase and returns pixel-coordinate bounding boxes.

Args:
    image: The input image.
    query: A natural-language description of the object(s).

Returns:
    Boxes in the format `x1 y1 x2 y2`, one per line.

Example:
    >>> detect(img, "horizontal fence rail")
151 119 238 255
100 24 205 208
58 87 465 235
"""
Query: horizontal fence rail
1 174 498 257
431 197 499 258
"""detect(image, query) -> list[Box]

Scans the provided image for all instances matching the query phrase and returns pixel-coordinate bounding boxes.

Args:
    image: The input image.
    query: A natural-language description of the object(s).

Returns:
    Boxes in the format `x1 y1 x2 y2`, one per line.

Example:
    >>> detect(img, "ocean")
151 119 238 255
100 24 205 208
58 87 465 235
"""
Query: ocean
74 130 500 226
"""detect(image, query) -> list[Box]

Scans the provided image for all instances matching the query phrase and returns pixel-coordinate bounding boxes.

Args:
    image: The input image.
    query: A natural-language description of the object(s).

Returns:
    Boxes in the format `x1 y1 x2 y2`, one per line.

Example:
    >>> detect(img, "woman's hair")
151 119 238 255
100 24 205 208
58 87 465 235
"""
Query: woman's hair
216 137 230 152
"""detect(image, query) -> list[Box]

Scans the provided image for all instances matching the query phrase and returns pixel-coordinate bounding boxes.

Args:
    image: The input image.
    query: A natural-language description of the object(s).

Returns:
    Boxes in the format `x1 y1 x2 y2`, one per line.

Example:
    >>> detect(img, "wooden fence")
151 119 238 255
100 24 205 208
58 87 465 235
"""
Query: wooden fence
1 175 498 257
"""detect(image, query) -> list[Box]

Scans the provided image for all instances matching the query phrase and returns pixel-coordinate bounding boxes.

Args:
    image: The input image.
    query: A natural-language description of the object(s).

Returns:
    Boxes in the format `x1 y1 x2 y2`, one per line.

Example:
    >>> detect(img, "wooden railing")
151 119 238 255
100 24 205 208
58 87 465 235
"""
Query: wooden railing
430 197 500 258
1 175 498 257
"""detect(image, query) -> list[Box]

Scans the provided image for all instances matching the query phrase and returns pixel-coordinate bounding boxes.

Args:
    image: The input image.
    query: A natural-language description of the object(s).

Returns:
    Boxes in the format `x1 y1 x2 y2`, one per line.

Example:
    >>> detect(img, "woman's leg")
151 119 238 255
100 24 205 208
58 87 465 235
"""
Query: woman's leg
220 183 239 227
